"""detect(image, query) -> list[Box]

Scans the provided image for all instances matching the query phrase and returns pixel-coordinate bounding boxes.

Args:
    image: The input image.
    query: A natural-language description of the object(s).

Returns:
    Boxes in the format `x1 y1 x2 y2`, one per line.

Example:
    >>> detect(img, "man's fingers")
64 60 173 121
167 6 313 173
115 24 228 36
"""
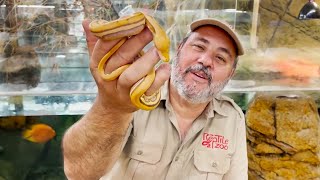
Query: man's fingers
82 19 98 58
104 28 153 73
83 19 122 69
145 63 171 96
91 39 122 69
87 26 153 75
117 47 160 91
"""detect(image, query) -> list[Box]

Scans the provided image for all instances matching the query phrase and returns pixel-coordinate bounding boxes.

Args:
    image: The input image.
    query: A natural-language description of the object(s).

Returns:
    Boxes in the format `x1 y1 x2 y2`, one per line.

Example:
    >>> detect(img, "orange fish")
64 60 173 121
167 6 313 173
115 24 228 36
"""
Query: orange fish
22 124 56 143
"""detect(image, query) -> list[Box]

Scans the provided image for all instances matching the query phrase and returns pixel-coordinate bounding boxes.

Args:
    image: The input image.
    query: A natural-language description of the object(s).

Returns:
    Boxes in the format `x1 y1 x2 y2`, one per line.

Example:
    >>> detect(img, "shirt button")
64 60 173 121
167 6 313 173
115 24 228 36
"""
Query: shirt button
137 150 143 155
212 162 217 167
175 156 179 161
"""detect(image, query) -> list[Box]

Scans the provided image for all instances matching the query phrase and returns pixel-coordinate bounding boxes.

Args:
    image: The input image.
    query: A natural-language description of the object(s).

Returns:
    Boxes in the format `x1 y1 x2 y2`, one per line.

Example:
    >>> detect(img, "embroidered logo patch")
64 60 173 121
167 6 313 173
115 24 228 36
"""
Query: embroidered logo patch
201 132 229 150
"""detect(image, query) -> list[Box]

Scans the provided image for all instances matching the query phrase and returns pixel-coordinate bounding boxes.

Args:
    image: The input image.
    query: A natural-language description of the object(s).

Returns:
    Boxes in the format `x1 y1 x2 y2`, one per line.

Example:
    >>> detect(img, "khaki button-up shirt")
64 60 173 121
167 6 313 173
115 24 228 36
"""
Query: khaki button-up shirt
101 82 248 180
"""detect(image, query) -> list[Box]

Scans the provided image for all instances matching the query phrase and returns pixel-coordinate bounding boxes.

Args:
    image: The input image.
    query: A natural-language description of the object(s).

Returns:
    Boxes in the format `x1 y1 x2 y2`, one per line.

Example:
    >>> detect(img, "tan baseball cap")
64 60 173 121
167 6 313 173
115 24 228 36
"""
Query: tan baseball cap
190 18 244 56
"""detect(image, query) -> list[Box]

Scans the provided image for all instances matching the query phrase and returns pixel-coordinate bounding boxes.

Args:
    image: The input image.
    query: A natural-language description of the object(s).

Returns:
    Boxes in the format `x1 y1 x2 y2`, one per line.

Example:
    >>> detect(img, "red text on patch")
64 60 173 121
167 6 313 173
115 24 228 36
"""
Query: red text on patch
201 132 229 150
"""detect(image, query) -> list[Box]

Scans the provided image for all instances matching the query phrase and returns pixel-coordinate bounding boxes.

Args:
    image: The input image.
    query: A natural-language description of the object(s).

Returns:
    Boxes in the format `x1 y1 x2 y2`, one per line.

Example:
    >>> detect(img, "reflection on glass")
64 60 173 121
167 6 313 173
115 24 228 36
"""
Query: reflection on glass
298 0 320 19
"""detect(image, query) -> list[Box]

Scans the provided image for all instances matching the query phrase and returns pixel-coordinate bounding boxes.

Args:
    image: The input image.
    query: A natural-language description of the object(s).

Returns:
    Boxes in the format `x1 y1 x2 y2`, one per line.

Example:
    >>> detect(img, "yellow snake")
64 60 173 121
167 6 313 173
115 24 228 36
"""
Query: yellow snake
89 12 170 110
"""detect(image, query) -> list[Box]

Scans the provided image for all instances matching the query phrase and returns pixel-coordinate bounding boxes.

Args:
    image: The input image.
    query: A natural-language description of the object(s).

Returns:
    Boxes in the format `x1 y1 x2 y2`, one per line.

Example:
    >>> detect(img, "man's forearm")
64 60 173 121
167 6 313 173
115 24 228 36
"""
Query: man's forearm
62 101 133 180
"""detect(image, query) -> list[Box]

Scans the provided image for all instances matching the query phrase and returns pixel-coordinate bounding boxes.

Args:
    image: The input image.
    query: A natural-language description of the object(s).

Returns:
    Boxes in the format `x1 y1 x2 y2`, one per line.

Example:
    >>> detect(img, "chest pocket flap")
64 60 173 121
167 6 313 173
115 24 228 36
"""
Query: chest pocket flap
194 149 231 174
125 135 164 164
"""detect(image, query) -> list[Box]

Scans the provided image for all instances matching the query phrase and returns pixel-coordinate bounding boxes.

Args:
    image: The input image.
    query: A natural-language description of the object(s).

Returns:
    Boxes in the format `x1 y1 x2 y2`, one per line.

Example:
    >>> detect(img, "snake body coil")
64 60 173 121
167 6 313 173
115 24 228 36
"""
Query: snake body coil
89 12 170 110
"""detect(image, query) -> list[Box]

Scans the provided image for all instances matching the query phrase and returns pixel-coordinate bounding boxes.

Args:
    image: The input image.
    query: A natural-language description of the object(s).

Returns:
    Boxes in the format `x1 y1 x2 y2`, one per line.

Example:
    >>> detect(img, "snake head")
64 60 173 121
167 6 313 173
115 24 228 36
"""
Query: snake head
154 33 170 62
145 14 170 63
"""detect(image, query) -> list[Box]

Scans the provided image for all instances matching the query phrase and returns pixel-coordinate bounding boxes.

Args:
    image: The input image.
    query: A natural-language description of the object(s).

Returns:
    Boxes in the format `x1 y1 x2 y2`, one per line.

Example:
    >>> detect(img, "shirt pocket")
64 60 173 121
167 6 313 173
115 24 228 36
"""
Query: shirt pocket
188 149 231 180
124 136 164 180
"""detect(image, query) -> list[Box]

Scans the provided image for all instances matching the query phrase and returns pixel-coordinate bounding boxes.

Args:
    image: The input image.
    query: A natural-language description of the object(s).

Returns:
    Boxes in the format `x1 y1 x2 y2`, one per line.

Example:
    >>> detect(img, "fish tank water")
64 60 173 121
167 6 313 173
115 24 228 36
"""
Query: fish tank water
0 0 319 179
0 115 80 180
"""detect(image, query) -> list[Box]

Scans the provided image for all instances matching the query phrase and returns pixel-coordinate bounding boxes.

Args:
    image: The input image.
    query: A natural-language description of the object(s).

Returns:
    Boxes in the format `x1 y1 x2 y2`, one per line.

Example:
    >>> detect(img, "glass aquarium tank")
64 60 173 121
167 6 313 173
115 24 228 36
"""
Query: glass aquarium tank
0 115 80 179
0 0 319 179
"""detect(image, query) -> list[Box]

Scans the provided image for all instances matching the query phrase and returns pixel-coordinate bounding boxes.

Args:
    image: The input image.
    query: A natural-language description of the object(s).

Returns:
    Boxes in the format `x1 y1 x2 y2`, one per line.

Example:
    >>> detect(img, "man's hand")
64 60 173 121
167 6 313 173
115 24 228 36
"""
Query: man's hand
63 19 171 179
82 19 170 113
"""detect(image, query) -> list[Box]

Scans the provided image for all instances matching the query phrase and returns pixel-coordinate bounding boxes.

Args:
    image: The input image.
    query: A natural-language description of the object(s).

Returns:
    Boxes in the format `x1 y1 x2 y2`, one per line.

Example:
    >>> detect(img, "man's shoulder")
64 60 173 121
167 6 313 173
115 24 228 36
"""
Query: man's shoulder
215 94 245 120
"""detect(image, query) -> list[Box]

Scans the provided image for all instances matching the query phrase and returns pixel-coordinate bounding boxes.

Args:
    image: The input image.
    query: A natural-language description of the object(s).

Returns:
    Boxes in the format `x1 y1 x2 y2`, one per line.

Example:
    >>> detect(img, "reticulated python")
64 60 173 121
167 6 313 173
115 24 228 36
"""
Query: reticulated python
89 12 170 110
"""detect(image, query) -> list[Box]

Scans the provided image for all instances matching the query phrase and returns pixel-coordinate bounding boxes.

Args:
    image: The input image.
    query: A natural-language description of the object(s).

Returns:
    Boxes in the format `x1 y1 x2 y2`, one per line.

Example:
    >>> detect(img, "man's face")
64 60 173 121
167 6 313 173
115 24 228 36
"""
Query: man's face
171 25 237 104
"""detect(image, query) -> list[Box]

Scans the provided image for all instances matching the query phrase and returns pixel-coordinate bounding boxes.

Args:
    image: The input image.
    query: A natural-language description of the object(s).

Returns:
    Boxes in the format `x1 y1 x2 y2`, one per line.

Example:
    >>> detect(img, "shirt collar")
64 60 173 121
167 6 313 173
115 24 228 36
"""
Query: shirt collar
206 95 229 118
160 80 169 101
159 80 171 110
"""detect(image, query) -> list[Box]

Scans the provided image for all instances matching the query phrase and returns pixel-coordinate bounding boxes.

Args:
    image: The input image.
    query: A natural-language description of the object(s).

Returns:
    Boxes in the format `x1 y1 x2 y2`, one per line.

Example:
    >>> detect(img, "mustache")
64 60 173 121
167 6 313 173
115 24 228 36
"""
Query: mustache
185 64 212 83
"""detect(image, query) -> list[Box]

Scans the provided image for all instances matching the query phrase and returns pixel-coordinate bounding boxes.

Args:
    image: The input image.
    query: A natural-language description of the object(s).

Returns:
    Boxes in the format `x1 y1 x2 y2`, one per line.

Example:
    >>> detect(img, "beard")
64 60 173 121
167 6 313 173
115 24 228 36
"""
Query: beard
170 55 231 104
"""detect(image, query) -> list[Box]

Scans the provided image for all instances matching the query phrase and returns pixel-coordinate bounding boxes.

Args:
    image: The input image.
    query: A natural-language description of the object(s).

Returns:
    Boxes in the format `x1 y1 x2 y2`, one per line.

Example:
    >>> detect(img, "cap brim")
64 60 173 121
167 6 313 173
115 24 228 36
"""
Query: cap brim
190 19 244 56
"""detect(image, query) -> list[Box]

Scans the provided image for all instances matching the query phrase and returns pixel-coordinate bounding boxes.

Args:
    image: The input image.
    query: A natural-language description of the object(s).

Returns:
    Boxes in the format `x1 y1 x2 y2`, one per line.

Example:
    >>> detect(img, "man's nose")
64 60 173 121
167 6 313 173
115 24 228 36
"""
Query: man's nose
197 54 213 68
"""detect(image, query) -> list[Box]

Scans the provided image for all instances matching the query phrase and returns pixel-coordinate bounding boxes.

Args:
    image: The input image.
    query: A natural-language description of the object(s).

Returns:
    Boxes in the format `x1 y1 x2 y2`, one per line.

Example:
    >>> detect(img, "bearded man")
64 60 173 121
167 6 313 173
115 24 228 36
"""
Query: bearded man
63 18 248 180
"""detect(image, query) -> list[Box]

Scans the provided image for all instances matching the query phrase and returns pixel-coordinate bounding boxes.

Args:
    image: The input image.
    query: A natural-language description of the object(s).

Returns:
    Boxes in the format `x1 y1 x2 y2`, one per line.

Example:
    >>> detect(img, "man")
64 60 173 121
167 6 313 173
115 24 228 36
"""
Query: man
62 17 248 180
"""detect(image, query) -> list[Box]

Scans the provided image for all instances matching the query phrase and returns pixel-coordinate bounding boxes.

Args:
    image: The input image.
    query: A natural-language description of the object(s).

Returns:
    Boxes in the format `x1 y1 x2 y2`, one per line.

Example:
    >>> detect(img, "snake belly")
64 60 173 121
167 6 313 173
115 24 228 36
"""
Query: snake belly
89 12 170 110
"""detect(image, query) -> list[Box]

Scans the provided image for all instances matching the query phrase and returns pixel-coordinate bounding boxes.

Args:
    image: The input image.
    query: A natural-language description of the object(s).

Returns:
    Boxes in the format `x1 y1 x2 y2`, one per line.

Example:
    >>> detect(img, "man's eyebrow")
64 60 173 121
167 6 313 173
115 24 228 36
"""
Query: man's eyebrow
194 37 233 58
194 37 209 44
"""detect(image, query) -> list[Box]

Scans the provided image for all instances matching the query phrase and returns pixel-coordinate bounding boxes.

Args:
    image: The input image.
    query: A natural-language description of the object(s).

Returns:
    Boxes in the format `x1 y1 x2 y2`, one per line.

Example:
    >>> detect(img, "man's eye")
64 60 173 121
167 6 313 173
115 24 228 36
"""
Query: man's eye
216 56 226 64
192 44 204 51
